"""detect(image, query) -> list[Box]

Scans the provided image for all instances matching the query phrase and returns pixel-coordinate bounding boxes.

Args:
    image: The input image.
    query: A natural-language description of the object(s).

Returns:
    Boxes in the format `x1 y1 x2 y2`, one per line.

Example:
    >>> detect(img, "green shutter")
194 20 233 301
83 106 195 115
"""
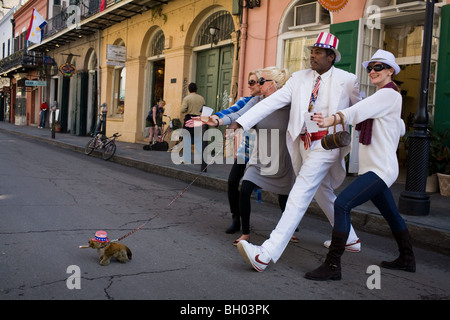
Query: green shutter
330 20 359 74
435 4 450 132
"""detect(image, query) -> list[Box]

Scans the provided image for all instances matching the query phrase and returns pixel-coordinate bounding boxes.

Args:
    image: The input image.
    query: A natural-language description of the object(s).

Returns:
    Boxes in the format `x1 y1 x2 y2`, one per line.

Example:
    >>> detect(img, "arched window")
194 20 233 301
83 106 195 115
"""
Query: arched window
195 11 234 47
149 29 165 57
278 0 330 72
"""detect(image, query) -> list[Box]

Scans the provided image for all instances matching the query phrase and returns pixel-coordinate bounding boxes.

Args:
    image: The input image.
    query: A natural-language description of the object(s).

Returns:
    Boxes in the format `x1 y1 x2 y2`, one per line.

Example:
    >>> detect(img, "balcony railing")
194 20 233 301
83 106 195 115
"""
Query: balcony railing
0 49 44 74
42 0 119 39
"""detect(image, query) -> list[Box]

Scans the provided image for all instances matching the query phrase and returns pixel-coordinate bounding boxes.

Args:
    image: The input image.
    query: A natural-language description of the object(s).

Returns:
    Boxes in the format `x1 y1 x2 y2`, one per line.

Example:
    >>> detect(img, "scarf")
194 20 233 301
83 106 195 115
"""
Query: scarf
355 82 399 145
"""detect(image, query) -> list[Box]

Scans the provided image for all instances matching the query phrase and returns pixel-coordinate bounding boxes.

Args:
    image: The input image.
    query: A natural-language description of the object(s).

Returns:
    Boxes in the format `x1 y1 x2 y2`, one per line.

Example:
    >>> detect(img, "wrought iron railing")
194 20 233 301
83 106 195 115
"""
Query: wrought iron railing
42 0 119 39
0 49 44 74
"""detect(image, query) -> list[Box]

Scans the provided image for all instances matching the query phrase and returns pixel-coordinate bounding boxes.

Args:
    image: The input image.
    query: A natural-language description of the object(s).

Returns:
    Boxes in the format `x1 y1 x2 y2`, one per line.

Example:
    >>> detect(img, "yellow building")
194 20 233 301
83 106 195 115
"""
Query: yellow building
17 0 240 143
100 0 240 142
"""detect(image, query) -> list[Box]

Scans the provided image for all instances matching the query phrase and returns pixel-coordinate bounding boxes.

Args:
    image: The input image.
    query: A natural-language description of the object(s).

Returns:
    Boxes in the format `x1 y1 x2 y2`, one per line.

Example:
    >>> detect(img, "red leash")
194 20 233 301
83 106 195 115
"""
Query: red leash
111 138 231 242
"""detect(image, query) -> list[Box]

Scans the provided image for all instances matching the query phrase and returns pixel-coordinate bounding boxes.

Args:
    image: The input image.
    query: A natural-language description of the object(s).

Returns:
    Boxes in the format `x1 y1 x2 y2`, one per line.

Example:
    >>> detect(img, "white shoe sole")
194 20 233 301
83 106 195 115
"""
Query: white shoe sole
323 239 361 252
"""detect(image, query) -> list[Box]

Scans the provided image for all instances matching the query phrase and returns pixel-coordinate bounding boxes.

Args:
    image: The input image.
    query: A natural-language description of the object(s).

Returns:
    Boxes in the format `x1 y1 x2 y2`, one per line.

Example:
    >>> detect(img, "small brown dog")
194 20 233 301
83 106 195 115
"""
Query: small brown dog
81 231 132 266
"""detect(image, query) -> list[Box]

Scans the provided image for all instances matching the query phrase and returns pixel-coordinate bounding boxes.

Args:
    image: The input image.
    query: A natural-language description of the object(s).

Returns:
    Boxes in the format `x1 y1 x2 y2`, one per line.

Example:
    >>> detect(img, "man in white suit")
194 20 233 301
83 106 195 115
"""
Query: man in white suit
235 32 361 272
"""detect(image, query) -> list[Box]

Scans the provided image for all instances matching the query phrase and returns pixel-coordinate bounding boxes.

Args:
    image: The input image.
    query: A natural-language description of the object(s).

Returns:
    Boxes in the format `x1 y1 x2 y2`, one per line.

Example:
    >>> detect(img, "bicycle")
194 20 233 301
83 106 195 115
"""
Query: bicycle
85 132 121 160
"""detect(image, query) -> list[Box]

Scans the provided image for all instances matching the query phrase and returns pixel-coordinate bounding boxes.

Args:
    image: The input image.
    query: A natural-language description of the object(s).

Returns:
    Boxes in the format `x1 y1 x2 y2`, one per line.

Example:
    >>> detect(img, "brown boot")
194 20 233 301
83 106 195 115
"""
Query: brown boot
305 230 348 281
381 229 416 272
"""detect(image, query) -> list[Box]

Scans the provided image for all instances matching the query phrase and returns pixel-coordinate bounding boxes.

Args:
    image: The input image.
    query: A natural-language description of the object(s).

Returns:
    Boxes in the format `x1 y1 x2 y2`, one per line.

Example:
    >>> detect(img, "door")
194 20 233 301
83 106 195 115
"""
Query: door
330 20 360 74
435 4 450 132
196 49 219 111
61 76 70 133
216 46 234 111
196 45 234 112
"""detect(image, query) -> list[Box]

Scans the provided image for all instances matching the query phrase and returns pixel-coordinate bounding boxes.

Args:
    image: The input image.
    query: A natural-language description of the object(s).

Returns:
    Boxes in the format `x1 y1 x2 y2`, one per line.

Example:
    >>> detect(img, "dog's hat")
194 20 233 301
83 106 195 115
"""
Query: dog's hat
92 230 109 242
308 32 341 63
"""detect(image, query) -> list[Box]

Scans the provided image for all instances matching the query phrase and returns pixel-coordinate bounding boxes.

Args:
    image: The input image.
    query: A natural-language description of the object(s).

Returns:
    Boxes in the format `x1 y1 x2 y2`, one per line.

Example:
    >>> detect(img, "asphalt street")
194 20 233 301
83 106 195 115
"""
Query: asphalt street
0 131 449 305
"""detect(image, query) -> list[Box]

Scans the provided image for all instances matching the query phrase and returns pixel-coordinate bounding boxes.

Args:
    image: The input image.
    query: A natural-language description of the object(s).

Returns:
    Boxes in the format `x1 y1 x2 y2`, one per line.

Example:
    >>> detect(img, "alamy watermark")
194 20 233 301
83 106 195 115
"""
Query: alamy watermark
366 265 381 290
366 5 381 30
170 128 281 176
66 265 81 289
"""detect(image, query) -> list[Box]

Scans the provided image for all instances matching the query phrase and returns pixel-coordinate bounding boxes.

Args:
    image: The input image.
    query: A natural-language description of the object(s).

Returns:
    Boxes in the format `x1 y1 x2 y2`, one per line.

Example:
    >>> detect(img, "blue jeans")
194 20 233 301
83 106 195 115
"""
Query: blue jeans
39 110 47 127
334 171 406 235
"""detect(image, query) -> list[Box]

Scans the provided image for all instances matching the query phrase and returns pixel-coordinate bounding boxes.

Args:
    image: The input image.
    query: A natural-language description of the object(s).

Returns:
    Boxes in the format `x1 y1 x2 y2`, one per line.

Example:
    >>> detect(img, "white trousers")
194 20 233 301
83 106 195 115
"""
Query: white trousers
262 139 359 263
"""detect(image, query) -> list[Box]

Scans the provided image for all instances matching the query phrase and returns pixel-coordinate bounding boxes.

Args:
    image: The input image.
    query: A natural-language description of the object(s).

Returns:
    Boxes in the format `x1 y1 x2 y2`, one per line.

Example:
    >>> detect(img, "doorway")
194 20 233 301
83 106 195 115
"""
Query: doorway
196 45 234 113
151 60 165 105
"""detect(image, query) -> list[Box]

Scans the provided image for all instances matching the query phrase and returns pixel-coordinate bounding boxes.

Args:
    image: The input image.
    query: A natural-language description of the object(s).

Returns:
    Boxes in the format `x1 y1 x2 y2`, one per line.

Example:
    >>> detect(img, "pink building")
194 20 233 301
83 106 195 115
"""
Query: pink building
240 0 449 130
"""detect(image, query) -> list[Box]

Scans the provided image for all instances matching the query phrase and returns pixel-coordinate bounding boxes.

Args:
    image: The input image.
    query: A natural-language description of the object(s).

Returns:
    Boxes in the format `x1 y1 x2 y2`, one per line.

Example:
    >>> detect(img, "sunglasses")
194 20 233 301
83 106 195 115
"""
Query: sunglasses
366 63 392 73
258 77 273 85
248 80 258 86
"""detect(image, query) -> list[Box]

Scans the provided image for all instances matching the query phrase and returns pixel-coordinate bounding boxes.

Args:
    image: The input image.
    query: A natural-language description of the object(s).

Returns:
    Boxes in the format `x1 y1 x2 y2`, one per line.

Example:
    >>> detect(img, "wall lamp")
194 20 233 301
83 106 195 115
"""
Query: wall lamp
209 26 220 47
241 0 261 9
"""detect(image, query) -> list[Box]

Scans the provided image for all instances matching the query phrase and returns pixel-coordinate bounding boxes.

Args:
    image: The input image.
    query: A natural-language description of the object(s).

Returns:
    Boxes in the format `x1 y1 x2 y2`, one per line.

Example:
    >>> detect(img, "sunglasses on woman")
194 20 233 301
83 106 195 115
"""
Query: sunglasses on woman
366 63 392 73
248 78 273 86
258 77 273 85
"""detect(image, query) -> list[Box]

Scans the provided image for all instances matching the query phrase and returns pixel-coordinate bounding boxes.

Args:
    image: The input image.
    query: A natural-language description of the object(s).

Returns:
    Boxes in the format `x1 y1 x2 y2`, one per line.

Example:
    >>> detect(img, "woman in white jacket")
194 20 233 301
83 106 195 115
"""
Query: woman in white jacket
305 50 415 281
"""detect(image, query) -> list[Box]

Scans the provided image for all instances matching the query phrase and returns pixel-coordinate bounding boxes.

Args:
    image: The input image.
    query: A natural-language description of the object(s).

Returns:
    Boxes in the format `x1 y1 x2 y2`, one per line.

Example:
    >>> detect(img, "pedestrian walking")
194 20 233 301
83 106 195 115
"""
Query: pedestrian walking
305 49 415 281
146 99 165 144
180 82 206 169
234 32 361 272
207 70 263 234
231 67 295 246
39 101 49 128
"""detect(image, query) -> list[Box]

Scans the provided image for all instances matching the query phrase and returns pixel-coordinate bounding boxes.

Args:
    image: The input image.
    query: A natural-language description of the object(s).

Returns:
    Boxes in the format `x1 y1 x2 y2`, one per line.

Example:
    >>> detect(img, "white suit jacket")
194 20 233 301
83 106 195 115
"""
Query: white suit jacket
236 66 361 189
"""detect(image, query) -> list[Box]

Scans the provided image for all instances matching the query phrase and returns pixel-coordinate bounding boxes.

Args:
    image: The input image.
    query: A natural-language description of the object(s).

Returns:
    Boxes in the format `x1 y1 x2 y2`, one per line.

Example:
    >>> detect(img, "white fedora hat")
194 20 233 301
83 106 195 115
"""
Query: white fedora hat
362 49 401 75
307 32 341 63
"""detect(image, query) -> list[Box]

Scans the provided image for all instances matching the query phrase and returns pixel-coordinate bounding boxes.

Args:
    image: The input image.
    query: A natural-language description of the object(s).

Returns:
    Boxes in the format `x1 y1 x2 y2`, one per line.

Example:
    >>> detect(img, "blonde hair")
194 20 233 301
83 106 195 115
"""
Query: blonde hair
261 66 290 89
248 69 262 80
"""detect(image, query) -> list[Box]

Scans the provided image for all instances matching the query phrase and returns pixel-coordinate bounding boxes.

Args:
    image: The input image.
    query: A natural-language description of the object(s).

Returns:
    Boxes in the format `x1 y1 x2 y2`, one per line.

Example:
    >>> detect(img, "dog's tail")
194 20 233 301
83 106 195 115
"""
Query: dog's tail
126 247 132 260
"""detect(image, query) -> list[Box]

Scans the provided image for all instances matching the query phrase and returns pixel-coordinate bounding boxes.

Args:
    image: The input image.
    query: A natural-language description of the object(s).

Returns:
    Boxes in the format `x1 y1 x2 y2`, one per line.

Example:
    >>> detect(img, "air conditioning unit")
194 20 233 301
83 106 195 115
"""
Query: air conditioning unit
293 2 329 28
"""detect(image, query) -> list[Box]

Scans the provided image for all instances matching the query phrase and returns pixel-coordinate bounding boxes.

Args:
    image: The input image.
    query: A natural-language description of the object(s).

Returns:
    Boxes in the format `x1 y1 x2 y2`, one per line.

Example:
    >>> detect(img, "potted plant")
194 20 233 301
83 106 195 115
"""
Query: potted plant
429 127 450 196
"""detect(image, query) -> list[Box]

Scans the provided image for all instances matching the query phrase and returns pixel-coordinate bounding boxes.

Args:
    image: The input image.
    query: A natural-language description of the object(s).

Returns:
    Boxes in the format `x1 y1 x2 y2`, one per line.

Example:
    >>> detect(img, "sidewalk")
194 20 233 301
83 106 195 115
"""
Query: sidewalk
1 121 449 255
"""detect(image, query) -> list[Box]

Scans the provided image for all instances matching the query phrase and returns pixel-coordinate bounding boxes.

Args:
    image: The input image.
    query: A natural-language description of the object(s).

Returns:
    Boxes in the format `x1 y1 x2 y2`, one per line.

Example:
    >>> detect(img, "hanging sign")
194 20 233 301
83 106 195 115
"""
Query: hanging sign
318 0 348 12
25 80 47 86
59 63 77 77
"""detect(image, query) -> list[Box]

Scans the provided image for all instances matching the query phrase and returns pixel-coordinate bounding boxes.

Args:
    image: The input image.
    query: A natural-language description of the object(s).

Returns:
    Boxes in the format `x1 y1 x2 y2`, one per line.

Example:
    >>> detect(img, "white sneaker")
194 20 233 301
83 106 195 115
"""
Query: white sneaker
323 238 361 252
237 240 271 272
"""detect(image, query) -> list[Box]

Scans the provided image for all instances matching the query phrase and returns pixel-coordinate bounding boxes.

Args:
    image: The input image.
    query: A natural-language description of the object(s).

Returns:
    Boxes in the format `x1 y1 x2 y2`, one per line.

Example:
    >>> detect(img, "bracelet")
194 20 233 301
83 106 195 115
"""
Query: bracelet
215 118 220 127
331 114 336 125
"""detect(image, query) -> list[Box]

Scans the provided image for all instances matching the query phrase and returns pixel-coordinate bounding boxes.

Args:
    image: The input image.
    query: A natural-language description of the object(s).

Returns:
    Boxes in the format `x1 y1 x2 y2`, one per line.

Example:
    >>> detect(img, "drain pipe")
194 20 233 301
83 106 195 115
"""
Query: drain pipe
238 6 248 98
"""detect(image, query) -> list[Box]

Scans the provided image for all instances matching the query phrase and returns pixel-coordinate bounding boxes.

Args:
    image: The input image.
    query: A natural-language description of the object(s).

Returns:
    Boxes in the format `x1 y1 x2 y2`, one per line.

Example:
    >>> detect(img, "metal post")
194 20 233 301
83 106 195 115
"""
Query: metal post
100 103 107 140
398 0 435 216
51 102 57 139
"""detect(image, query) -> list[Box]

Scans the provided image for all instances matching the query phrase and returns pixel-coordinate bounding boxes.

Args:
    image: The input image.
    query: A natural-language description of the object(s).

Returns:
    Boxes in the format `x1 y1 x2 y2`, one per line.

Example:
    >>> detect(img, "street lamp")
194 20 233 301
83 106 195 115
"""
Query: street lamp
398 0 435 216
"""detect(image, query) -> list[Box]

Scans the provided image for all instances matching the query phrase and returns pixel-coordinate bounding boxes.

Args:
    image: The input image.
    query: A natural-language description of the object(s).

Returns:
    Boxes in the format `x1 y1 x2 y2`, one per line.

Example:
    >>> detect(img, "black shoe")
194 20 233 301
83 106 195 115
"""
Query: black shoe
305 230 348 281
381 229 416 272
225 217 240 234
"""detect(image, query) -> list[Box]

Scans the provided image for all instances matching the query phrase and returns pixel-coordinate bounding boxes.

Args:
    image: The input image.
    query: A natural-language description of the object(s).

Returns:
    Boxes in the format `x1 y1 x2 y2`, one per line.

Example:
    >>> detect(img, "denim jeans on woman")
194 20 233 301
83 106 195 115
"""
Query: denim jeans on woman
334 171 407 235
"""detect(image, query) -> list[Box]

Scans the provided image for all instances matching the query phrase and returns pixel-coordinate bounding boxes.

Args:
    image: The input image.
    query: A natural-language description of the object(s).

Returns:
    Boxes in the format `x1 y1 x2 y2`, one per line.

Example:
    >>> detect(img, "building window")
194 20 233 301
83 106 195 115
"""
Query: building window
150 29 165 57
113 67 126 116
283 34 317 73
359 25 383 98
277 0 331 72
195 10 234 47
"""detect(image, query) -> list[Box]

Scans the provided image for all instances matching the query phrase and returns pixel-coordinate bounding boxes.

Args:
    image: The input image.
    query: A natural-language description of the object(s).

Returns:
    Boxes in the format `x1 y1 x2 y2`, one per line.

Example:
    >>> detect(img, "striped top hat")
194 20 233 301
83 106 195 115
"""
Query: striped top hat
308 32 341 63
92 230 109 243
